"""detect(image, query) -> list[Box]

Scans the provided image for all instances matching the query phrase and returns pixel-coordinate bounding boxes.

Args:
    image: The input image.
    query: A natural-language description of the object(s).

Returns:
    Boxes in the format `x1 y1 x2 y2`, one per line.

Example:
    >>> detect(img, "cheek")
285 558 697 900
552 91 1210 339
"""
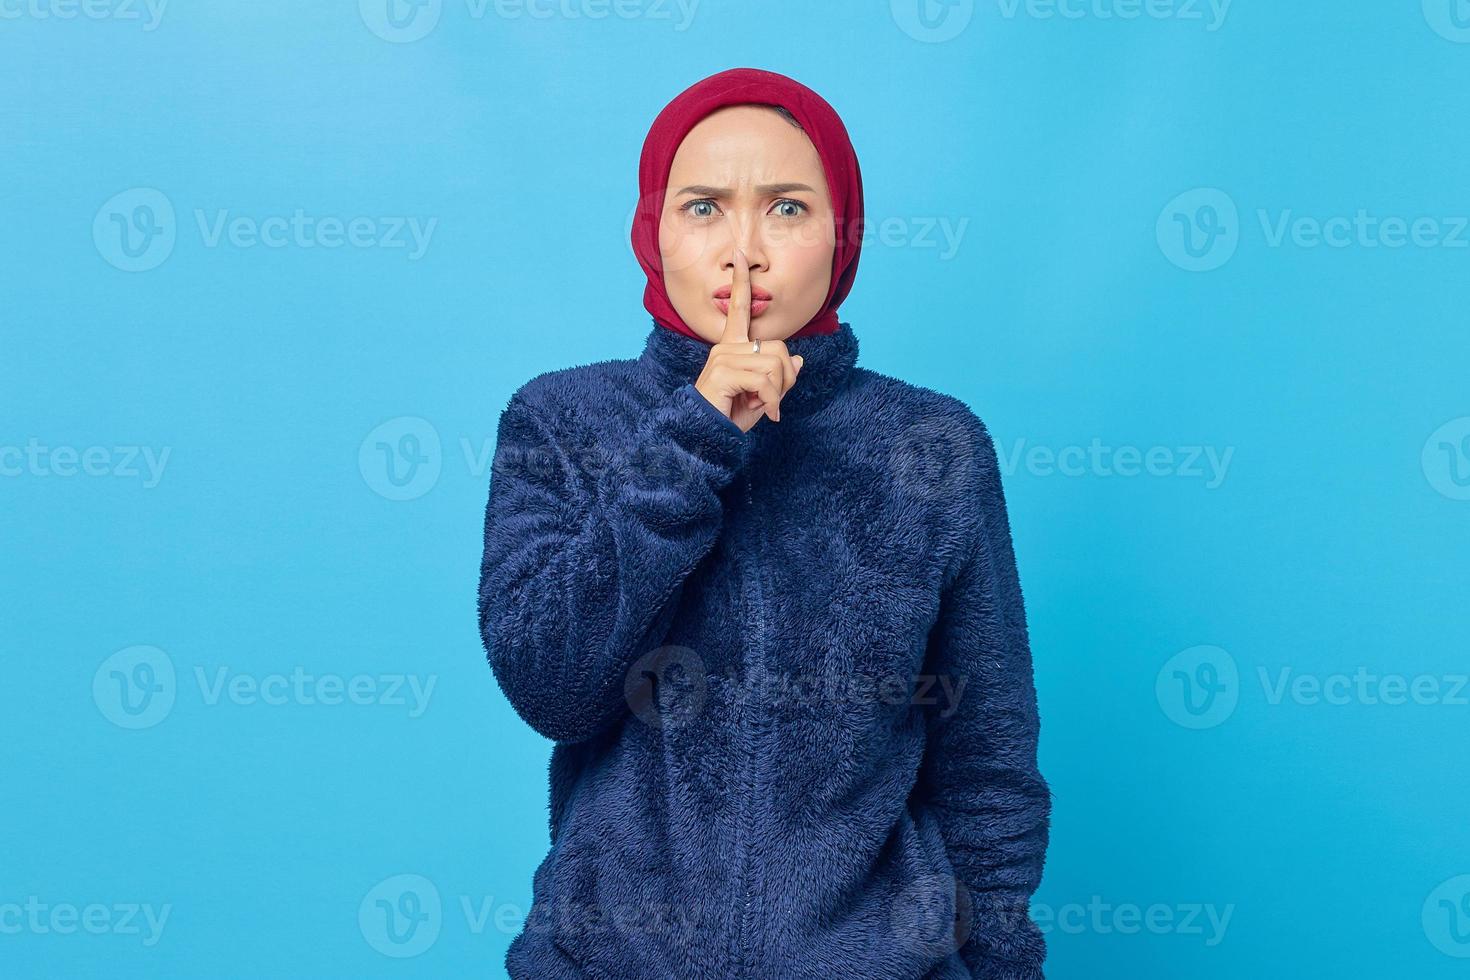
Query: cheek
658 212 715 279
782 235 834 304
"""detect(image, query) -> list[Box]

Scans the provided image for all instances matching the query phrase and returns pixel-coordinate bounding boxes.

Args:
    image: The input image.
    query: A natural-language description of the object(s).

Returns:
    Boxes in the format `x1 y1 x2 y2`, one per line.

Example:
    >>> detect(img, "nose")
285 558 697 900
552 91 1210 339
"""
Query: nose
723 229 768 274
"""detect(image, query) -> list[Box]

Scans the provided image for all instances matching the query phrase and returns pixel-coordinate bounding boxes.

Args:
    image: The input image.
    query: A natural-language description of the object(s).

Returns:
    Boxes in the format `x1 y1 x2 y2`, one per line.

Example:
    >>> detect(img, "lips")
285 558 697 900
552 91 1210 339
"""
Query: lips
713 284 773 302
714 297 770 317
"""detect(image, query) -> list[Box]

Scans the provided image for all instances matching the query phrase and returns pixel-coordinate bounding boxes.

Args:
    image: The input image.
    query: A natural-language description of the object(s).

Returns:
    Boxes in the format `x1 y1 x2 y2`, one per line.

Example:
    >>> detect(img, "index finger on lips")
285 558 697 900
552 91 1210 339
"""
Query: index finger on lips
719 247 752 347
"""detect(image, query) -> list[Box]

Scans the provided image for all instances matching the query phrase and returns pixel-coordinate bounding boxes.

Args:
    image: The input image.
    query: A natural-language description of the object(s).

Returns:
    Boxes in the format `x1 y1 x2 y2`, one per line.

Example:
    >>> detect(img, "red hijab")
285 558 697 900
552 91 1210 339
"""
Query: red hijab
630 67 865 342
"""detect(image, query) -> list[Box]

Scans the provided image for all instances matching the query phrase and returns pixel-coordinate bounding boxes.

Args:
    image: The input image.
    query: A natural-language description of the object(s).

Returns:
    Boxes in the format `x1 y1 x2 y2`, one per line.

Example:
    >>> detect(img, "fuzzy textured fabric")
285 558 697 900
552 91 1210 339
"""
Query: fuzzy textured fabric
477 321 1051 979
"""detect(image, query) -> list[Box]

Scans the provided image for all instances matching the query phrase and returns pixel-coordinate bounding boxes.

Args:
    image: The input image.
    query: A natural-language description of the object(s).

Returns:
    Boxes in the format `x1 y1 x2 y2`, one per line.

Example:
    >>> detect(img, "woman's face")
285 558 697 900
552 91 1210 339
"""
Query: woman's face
659 104 835 343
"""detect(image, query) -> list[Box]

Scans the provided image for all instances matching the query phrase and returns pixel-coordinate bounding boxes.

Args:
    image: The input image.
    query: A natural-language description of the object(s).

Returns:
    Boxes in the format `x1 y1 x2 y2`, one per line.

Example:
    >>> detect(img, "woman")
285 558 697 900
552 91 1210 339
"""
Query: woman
477 67 1051 980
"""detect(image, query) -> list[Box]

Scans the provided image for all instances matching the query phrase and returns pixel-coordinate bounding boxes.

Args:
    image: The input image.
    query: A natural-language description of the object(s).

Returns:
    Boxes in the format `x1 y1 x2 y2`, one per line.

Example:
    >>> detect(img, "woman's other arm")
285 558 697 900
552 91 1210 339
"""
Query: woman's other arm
477 377 745 743
913 412 1052 979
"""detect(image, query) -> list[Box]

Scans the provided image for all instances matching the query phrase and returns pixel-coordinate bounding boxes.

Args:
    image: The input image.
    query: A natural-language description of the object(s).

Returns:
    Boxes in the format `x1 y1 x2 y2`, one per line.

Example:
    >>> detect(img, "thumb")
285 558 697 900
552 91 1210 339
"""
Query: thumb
793 355 804 372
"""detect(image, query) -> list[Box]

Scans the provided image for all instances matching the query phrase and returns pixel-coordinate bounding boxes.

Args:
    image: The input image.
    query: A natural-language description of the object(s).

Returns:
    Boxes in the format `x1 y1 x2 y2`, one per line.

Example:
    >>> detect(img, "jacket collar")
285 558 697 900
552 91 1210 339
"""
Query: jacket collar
637 320 860 420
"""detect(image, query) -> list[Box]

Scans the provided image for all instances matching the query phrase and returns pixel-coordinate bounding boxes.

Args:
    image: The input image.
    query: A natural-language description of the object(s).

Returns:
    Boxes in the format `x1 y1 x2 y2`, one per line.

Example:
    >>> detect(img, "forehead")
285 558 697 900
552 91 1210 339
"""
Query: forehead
667 105 825 185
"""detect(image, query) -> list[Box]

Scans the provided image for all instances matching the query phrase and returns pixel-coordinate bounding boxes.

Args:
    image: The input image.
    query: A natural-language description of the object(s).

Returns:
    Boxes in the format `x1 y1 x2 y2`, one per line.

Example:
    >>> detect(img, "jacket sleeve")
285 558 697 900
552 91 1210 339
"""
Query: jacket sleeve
913 415 1051 980
477 378 746 744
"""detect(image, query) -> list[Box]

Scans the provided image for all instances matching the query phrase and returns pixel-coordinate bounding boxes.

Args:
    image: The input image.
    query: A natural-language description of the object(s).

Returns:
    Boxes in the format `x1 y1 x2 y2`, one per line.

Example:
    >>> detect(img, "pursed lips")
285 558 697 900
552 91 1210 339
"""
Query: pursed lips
713 284 773 301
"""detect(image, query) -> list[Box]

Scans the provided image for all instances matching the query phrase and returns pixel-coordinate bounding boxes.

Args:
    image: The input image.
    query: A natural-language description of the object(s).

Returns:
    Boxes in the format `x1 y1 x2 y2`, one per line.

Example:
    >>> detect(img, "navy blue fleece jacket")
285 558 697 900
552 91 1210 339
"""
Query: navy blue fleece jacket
477 320 1051 979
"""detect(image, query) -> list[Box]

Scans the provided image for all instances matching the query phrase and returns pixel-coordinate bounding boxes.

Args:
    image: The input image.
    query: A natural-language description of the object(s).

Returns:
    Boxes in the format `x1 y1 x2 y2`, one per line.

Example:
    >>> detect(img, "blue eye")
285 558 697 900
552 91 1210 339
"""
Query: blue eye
678 199 810 221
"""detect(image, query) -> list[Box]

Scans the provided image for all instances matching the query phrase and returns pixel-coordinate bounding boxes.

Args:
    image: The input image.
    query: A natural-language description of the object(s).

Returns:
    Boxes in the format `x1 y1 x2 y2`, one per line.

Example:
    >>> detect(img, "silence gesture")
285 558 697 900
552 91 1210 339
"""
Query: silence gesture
693 248 804 433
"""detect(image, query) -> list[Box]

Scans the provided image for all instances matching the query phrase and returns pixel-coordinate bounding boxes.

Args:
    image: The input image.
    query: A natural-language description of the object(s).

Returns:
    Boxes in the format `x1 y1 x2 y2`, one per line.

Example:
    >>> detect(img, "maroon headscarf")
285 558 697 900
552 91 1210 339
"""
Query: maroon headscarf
630 67 865 342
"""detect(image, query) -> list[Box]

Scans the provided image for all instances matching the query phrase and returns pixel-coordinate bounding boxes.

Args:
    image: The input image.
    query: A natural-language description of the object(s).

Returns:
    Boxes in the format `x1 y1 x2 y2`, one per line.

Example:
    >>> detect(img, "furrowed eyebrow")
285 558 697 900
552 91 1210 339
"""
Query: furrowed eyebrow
673 183 817 198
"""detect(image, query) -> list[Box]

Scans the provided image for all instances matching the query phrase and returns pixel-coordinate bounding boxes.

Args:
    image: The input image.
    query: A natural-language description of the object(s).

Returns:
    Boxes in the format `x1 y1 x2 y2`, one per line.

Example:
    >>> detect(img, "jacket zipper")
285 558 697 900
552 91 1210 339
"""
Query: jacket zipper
735 454 767 976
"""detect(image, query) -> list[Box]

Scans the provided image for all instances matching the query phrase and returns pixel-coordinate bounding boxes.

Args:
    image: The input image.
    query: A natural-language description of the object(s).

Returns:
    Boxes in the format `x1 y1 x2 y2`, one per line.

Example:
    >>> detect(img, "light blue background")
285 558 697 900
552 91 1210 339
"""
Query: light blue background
4 1 1468 976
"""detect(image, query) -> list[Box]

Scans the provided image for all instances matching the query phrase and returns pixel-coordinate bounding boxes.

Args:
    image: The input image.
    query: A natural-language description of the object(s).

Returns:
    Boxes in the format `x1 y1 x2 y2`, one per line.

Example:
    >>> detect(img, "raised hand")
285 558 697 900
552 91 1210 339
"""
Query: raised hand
693 248 804 432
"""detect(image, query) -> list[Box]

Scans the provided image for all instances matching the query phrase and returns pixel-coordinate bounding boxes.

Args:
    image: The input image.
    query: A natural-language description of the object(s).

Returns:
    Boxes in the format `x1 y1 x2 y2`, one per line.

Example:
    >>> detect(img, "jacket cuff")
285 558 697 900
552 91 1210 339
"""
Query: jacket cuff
960 895 1048 980
655 381 746 489
962 938 1047 979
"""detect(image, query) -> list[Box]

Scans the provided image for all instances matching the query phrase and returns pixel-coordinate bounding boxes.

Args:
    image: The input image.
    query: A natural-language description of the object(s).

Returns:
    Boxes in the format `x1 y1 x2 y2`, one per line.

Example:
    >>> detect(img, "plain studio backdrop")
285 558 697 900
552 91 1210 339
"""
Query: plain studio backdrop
3 2 1468 977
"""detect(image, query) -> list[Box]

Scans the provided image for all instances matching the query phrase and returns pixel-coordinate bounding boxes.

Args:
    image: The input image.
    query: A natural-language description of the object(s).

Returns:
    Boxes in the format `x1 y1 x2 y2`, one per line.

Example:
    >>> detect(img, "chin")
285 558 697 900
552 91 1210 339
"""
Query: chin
688 312 804 345
745 317 796 342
